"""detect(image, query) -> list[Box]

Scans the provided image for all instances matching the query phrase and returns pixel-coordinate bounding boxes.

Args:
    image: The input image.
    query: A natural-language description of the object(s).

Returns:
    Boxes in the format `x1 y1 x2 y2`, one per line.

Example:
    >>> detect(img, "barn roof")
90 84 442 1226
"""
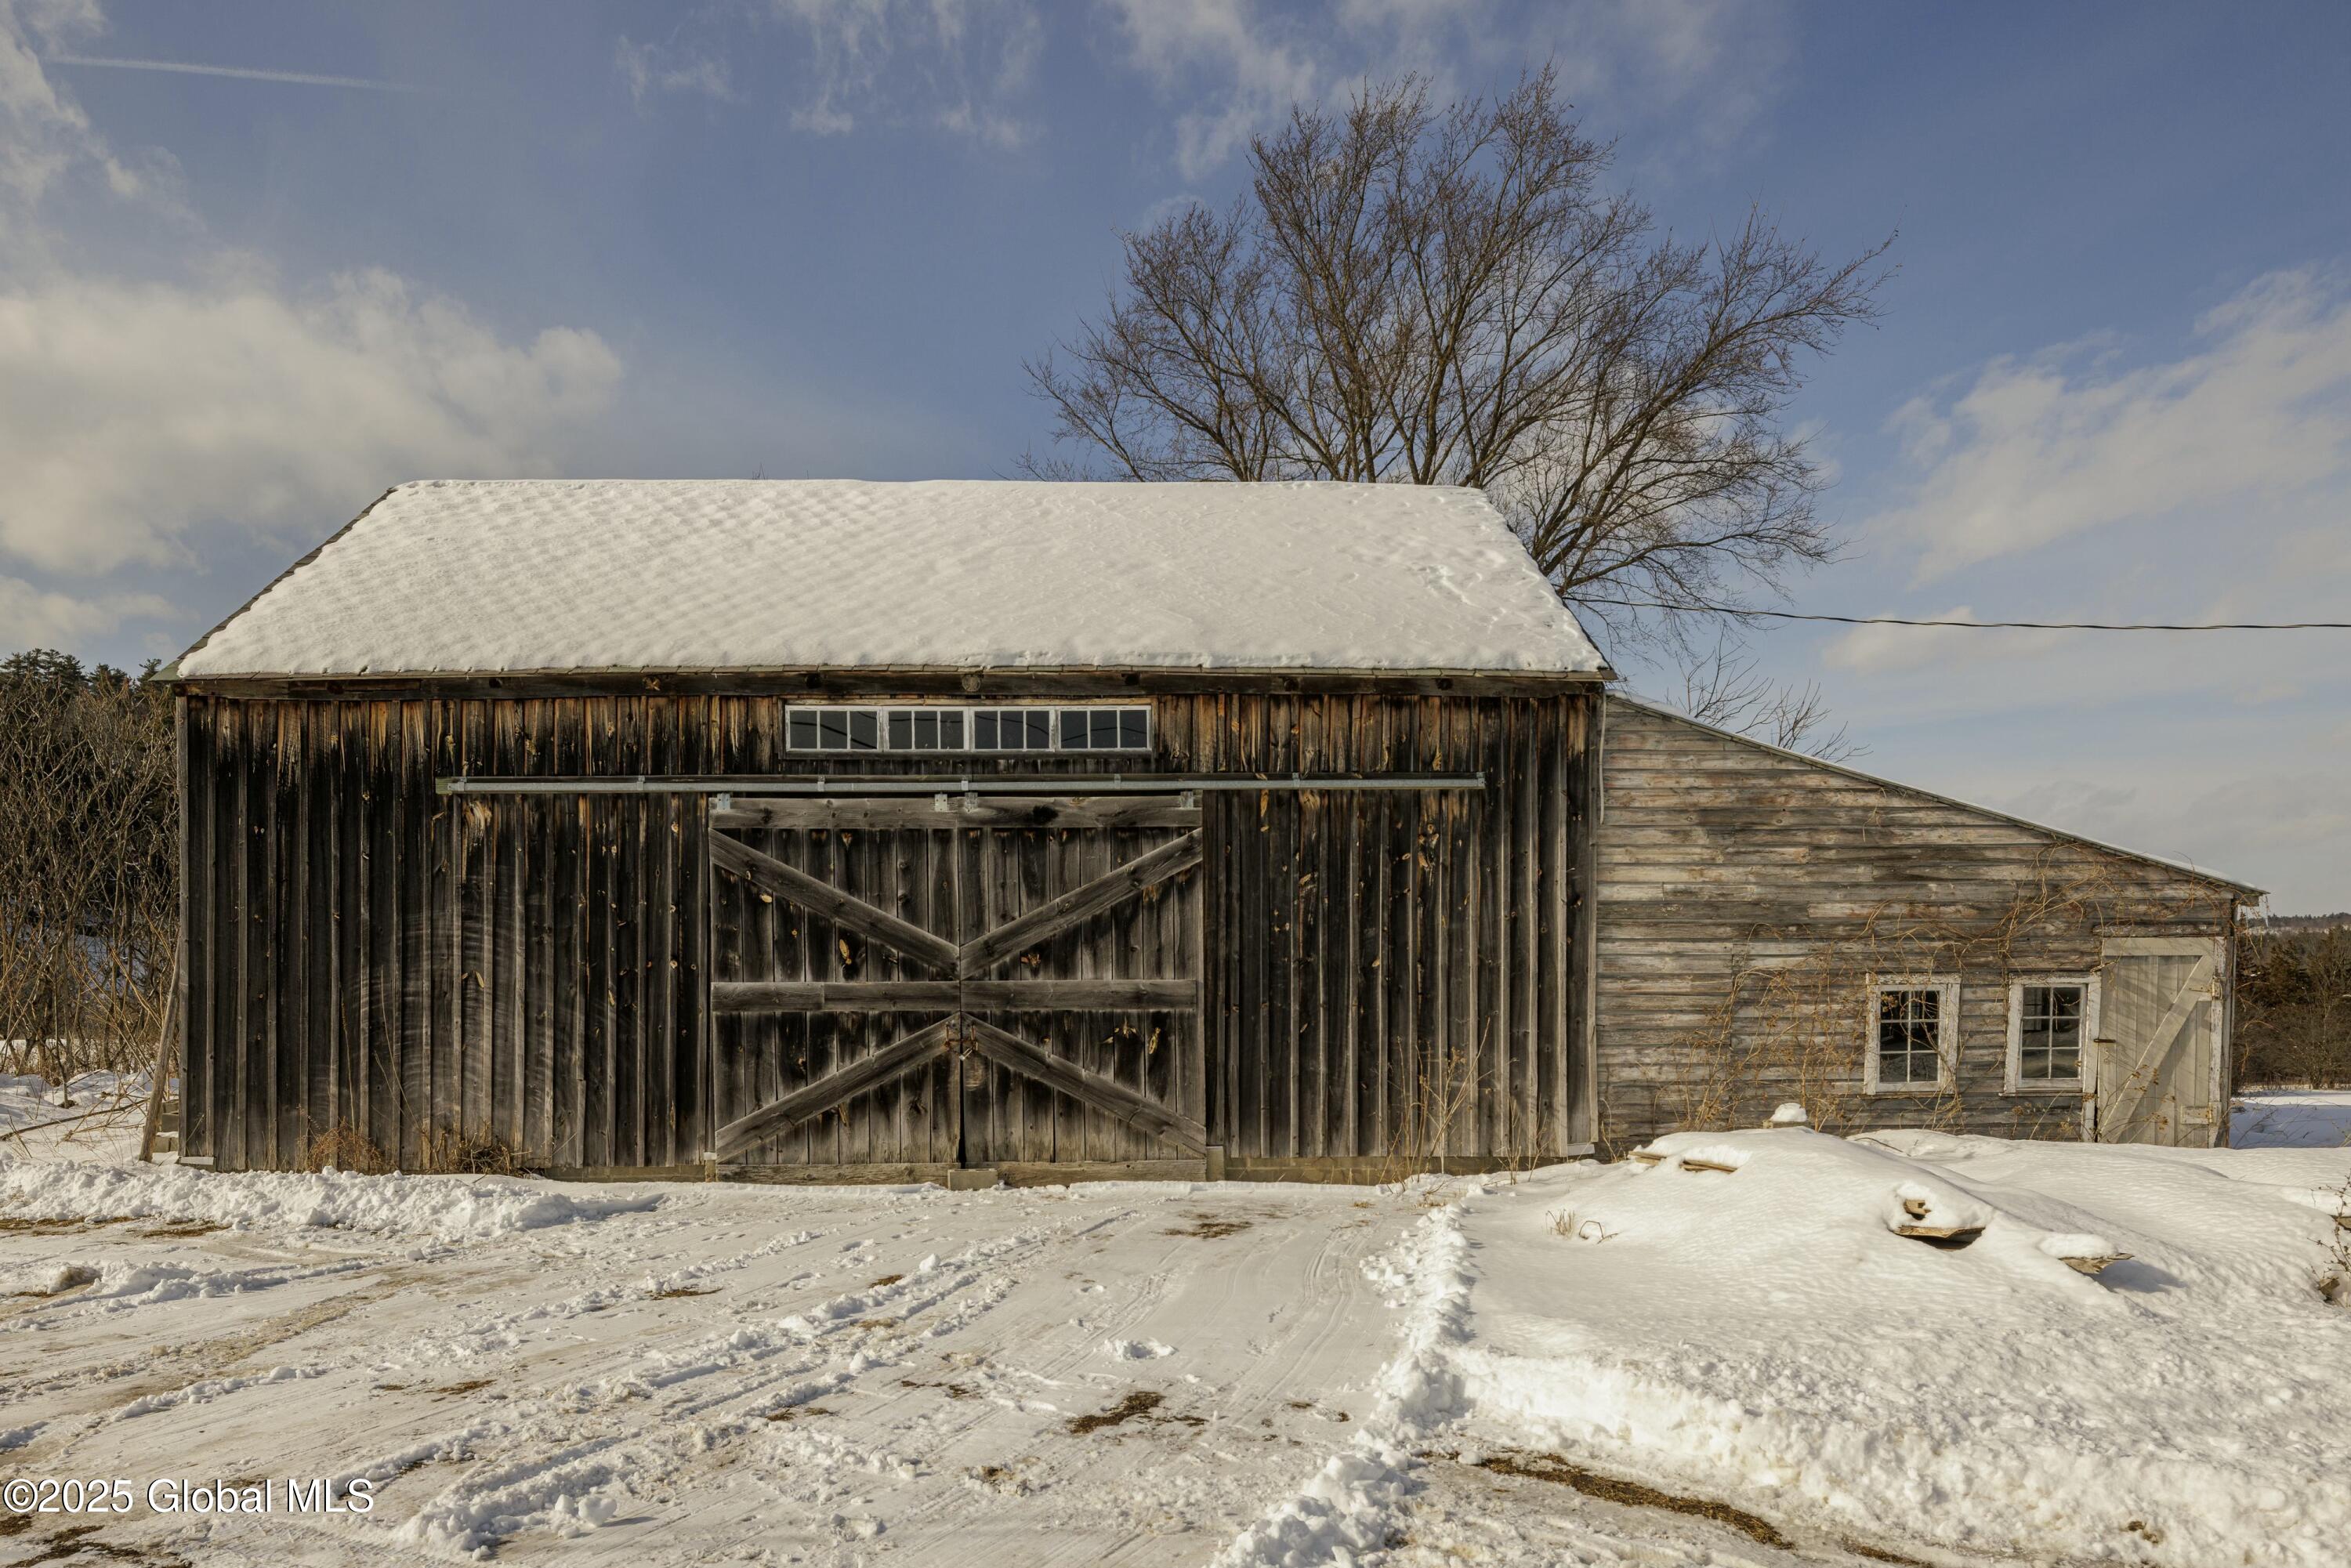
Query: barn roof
173 480 1611 680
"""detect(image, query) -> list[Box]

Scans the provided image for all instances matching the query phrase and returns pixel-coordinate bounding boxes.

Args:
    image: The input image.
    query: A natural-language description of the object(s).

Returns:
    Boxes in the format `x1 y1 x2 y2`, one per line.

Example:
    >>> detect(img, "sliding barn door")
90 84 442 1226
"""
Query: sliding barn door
2094 936 2226 1146
957 805 1205 1168
707 796 1206 1171
708 806 964 1169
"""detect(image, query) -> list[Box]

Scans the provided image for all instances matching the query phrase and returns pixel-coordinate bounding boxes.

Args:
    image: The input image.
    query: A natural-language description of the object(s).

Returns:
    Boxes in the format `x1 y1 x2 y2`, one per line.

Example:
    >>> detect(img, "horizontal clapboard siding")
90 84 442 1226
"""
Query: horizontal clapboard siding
1591 699 2239 1150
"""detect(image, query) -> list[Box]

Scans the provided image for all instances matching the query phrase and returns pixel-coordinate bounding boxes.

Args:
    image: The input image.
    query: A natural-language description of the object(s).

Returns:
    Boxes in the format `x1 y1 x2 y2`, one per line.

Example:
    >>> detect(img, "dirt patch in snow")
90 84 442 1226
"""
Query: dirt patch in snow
1459 1447 1795 1550
8 1521 189 1566
1165 1215 1252 1240
0 1215 129 1236
1067 1389 1164 1434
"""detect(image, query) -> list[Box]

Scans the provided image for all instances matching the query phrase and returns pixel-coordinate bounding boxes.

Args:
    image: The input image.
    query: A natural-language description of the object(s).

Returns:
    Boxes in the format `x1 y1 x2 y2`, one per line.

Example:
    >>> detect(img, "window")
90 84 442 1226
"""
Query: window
973 708 1056 751
2006 977 2096 1092
1867 978 1956 1092
784 705 1150 754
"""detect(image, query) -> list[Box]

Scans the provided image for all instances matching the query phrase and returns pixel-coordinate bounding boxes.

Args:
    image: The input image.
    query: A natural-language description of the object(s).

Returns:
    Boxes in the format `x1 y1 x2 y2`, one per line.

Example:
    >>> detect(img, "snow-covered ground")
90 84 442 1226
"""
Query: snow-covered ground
3 1092 2347 1566
2233 1088 2351 1148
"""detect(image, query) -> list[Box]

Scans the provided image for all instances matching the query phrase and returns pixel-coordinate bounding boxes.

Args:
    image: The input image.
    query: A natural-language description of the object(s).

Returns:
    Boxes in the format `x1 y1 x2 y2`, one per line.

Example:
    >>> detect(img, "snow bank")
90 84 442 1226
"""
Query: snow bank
1453 1128 2351 1566
0 1157 658 1244
1215 1201 1473 1566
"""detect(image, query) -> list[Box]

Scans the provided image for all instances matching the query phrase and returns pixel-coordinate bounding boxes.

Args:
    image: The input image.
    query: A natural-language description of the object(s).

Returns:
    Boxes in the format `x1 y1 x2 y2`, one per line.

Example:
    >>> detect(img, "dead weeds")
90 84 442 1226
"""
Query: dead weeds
1451 1448 1795 1551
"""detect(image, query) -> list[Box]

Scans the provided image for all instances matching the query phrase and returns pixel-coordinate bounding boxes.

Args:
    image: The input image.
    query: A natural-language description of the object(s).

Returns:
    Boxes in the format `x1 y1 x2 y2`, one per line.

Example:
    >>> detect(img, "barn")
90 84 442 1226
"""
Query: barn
166 480 1611 1181
163 479 2255 1180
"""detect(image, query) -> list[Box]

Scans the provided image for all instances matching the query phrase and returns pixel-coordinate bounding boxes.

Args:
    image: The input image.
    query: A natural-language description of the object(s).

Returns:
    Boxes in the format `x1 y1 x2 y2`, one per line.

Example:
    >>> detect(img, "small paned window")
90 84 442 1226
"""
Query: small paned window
806 708 878 751
785 704 1148 753
2008 979 2095 1091
976 708 1055 751
1870 981 1954 1092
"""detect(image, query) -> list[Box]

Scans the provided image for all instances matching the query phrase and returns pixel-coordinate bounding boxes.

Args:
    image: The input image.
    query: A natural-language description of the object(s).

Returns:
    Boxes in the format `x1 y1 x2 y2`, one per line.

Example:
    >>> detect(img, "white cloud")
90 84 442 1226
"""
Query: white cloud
1870 268 2351 581
1101 0 1793 181
1102 0 1318 181
1539 0 1792 159
0 0 152 225
0 268 620 576
1822 608 2070 675
0 573 170 650
766 0 1041 148
0 2 625 656
616 35 732 105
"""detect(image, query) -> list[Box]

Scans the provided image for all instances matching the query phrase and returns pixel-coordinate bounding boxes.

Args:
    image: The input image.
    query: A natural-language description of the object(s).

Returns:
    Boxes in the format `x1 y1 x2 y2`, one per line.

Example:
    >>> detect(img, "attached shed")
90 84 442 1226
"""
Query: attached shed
168 480 1613 1180
1593 697 2259 1151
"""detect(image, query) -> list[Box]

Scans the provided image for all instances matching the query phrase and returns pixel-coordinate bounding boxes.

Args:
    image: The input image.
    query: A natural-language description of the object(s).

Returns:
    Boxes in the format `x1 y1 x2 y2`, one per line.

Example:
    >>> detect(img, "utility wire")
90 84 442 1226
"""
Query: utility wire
1573 597 2351 632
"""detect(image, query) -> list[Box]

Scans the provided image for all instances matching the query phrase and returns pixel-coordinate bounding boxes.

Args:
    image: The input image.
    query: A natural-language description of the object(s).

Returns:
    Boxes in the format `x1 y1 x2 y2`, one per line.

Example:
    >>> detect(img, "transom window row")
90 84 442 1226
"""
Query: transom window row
784 705 1152 754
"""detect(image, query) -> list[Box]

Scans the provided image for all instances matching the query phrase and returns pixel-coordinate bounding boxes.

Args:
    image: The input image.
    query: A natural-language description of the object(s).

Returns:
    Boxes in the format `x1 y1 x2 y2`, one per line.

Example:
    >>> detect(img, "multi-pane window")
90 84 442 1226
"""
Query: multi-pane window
1872 983 1951 1090
785 705 1150 754
2010 980 2092 1088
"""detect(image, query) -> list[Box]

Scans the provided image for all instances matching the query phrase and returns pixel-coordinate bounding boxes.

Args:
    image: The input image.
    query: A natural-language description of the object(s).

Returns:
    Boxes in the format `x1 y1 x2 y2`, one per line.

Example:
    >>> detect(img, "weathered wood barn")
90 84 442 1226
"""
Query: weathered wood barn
168 480 1611 1181
1592 698 2256 1150
167 480 2255 1180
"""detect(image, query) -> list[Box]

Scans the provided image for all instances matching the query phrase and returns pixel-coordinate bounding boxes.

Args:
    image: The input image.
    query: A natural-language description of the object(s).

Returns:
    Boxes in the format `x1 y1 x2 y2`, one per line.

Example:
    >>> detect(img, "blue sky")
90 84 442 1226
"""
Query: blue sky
2 1 2347 908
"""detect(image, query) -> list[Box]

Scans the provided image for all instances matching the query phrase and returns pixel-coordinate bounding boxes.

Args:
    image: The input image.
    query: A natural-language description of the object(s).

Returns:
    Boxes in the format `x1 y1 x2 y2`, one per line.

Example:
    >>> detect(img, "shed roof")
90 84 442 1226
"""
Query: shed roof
174 480 1610 680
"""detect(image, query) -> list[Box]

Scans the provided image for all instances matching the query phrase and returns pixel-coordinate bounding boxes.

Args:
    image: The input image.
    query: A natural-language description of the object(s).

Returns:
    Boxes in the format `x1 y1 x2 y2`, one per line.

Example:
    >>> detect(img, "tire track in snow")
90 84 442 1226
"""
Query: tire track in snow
351 1219 1070 1557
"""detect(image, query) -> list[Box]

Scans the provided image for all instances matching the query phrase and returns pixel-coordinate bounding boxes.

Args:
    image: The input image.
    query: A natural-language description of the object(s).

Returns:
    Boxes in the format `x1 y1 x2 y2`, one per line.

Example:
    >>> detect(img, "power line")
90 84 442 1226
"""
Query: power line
1574 597 2351 632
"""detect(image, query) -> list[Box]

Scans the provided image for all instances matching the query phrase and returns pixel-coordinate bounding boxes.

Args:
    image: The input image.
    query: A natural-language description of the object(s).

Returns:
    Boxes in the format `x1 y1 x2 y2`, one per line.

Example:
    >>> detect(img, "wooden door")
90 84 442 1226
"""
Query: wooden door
707 795 1207 1170
707 802 964 1168
957 802 1205 1168
2094 936 2226 1146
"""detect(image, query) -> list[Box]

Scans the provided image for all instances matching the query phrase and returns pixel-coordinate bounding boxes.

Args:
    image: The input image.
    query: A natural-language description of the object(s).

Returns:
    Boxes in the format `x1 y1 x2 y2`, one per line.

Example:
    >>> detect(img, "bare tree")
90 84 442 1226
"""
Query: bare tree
1668 635 1861 762
1025 68 1890 647
0 651 176 1088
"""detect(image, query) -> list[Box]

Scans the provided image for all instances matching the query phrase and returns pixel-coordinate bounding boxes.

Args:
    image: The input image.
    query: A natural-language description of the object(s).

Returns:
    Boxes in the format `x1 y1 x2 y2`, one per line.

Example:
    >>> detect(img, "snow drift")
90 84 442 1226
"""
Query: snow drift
0 1157 658 1244
1451 1127 2351 1566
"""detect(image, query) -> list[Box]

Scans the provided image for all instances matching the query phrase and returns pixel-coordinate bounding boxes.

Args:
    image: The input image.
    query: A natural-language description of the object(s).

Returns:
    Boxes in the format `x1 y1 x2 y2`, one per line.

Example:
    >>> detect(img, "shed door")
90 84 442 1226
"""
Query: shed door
707 796 1207 1169
2093 936 2225 1146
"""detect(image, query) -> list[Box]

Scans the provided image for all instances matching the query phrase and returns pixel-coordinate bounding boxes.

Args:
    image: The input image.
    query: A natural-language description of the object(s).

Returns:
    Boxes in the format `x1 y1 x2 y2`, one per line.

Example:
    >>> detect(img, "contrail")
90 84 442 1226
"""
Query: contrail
45 53 433 93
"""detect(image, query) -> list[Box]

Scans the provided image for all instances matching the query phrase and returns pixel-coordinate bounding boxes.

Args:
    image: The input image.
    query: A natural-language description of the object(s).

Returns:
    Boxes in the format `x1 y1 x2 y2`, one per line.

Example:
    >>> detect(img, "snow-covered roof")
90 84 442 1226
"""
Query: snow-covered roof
176 480 1610 679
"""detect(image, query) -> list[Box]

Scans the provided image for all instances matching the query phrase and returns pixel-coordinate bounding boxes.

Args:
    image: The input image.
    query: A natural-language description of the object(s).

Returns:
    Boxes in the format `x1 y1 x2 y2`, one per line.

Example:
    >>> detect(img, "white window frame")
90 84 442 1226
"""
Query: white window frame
2003 974 2099 1094
1865 976 1959 1094
782 704 1152 755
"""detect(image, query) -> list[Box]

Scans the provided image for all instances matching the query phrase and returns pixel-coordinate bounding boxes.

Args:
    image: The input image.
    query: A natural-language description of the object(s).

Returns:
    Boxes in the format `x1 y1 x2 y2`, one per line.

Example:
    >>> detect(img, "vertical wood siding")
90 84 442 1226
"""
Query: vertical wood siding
1592 700 2238 1150
179 688 1596 1172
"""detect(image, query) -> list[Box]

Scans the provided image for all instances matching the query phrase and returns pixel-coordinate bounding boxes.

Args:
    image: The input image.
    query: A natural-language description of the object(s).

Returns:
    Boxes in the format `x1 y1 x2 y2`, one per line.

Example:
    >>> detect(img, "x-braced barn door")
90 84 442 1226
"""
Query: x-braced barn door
705 795 1207 1170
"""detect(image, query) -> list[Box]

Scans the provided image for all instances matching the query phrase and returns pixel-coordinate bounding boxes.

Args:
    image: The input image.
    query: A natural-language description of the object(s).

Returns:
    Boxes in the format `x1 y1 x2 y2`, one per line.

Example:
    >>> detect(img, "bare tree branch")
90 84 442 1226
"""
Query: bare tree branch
1026 67 1892 654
